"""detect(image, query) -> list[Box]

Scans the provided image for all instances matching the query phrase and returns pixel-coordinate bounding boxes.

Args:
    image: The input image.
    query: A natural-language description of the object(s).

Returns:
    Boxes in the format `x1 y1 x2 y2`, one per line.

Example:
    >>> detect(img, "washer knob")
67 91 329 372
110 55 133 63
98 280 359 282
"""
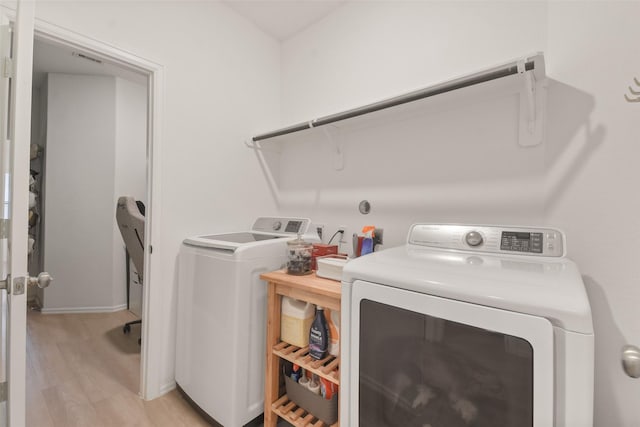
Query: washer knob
272 221 282 231
465 231 483 247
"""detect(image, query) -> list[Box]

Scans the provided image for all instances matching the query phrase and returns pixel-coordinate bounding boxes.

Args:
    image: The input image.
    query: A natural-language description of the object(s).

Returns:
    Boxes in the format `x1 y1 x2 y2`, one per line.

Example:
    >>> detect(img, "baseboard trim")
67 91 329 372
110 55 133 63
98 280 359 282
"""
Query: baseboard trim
140 380 175 401
40 303 128 314
160 381 176 396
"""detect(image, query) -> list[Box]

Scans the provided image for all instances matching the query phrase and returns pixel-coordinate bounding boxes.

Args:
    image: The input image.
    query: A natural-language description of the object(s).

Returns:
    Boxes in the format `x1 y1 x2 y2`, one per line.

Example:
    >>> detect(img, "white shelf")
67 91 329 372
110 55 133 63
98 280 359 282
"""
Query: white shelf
247 52 546 148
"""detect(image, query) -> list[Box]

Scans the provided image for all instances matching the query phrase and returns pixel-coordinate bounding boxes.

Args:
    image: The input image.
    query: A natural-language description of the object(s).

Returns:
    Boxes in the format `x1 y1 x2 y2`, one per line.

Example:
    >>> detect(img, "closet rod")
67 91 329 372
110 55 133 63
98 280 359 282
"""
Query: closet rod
252 55 538 143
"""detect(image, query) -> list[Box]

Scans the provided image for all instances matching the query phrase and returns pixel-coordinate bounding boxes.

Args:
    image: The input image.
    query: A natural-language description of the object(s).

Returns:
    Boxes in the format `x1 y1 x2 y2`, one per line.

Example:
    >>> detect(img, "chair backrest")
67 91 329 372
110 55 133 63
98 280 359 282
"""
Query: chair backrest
116 196 145 278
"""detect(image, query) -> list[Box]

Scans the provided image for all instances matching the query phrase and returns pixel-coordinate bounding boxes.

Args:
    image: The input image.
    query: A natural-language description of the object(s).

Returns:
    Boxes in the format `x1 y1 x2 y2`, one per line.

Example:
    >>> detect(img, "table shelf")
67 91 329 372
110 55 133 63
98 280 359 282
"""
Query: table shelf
261 271 342 427
273 341 340 385
271 394 339 427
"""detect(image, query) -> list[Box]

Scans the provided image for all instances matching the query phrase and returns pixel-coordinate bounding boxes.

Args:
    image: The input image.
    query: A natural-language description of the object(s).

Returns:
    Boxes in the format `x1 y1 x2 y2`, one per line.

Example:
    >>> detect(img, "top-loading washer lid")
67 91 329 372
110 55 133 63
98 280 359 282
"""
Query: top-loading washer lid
182 217 312 251
182 231 291 251
198 232 286 244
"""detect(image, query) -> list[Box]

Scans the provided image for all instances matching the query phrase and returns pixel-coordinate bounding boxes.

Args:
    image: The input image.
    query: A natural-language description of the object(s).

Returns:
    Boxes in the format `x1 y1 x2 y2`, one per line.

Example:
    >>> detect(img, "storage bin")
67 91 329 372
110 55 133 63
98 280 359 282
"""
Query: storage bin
285 376 338 425
316 255 348 282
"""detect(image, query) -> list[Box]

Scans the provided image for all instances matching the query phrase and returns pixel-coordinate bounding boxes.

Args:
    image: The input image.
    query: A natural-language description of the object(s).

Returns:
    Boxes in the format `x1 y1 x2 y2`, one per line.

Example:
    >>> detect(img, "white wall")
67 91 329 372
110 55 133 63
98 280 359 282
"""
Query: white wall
39 74 146 313
34 1 281 393
113 77 147 309
43 73 117 310
277 1 548 251
273 1 640 425
545 3 640 426
281 1 548 122
115 78 147 204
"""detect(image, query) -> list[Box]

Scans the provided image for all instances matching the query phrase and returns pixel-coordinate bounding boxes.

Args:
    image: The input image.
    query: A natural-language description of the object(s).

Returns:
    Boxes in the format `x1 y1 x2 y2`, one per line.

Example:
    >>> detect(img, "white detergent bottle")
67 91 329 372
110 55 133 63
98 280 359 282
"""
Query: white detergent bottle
280 297 315 347
324 308 340 357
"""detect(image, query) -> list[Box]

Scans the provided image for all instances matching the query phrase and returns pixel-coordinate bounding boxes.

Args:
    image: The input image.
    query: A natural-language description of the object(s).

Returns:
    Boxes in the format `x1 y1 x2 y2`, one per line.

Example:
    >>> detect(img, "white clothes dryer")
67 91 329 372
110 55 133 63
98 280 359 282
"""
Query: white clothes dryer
176 217 314 426
341 224 594 427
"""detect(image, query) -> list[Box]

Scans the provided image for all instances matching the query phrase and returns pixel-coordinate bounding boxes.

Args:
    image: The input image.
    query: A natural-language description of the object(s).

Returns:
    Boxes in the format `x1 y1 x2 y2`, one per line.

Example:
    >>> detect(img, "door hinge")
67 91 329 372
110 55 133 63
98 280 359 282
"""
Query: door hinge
2 57 13 78
0 381 6 403
0 274 8 291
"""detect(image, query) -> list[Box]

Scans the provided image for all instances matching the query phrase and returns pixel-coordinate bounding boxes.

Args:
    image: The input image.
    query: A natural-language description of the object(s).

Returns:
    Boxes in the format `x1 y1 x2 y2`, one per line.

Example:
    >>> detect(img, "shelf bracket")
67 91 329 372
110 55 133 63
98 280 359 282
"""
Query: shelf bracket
244 139 281 153
518 60 545 147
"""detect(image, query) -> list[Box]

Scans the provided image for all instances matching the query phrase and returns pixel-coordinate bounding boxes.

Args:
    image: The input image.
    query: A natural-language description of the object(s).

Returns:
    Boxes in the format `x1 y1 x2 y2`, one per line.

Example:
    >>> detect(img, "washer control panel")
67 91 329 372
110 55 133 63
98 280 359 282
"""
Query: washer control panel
408 224 565 257
252 217 311 235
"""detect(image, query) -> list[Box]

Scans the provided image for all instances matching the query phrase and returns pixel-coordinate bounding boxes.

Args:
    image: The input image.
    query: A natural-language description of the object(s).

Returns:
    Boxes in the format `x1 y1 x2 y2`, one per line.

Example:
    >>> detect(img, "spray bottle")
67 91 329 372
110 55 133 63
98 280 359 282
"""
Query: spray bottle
360 226 375 256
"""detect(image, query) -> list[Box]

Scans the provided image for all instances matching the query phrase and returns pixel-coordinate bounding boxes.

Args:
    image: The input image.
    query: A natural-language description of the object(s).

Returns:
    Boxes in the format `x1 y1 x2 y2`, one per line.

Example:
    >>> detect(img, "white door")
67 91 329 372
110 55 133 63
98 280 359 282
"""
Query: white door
0 2 36 426
346 280 555 427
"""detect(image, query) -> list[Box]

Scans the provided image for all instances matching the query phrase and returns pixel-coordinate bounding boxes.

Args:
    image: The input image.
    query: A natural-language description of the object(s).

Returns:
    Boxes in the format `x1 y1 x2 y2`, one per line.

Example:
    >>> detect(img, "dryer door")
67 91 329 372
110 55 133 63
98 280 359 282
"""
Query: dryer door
346 280 554 427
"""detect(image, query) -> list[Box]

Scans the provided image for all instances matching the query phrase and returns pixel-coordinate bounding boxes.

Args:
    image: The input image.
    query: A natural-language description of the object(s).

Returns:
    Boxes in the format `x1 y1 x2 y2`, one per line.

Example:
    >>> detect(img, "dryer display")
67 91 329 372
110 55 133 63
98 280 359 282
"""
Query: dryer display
500 231 543 253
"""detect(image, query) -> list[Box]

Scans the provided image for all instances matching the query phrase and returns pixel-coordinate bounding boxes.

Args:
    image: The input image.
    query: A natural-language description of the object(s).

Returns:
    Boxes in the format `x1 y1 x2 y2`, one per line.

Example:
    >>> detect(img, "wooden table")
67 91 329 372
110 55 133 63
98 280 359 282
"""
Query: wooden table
261 270 341 427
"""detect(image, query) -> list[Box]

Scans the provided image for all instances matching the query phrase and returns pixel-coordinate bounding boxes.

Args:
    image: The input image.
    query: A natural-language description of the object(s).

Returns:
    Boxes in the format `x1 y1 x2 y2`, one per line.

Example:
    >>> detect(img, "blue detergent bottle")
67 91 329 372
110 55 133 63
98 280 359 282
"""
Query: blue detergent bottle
309 306 329 360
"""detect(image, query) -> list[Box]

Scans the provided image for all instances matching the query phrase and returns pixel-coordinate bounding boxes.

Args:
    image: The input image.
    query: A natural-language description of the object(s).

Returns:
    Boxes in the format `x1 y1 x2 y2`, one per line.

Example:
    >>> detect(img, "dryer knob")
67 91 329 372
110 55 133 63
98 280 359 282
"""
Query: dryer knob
465 231 484 247
273 221 282 231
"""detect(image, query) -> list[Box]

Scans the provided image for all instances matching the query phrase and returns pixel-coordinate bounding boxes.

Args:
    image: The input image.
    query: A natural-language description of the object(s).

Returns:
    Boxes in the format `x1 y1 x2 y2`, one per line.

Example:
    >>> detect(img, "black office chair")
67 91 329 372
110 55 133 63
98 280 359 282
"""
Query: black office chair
116 196 145 344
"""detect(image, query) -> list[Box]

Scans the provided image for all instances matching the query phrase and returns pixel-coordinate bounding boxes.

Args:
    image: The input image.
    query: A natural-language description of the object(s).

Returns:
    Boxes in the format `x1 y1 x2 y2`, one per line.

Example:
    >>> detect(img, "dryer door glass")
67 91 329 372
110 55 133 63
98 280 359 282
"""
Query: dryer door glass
350 280 554 427
359 299 533 427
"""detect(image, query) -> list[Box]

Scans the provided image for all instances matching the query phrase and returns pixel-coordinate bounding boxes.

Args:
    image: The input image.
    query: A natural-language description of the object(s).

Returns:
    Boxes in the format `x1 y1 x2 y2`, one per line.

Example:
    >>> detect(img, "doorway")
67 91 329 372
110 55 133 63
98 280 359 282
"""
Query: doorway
26 20 164 401
29 37 148 315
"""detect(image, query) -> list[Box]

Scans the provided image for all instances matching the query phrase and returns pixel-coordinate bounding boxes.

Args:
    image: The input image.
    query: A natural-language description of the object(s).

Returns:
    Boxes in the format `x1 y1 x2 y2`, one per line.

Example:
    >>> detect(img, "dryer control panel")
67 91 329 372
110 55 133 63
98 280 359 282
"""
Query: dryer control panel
408 224 565 257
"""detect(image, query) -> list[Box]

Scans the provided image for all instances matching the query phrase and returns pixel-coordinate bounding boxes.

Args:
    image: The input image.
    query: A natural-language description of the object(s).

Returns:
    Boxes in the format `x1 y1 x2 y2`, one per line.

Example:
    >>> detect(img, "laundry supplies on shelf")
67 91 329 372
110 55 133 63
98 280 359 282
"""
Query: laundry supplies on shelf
325 308 340 357
309 306 329 360
261 270 341 427
281 297 315 348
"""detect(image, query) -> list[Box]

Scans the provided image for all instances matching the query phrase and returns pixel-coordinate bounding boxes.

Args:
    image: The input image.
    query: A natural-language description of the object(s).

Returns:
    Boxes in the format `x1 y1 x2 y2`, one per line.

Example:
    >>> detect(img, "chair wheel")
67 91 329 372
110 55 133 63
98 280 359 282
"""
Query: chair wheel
123 324 131 334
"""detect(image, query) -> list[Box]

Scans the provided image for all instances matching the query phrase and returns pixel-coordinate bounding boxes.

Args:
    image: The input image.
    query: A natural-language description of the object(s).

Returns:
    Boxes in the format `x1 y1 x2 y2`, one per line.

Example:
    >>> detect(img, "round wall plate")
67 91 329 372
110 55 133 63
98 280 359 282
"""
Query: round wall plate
359 200 371 215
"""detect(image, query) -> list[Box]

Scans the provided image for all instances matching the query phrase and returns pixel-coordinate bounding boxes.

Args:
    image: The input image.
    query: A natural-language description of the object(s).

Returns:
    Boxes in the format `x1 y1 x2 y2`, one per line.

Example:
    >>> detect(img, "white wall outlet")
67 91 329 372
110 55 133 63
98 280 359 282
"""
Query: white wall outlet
315 224 325 242
338 226 348 242
374 228 383 246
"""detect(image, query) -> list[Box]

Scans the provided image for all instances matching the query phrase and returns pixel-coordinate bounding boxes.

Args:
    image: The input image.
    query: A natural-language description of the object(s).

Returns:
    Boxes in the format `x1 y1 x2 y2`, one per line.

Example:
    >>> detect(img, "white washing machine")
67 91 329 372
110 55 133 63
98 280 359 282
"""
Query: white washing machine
176 217 314 426
341 224 594 427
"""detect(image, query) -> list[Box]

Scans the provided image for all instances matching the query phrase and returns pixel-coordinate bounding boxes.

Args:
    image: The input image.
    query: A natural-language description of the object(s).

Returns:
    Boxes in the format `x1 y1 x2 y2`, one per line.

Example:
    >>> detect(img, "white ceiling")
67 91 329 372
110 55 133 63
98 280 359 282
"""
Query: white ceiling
32 38 148 90
223 0 346 41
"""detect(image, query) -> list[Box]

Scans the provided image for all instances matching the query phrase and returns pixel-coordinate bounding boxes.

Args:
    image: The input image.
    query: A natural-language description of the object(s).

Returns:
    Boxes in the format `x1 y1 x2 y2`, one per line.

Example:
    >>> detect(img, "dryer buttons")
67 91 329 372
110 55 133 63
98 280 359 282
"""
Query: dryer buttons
272 221 282 231
465 231 484 247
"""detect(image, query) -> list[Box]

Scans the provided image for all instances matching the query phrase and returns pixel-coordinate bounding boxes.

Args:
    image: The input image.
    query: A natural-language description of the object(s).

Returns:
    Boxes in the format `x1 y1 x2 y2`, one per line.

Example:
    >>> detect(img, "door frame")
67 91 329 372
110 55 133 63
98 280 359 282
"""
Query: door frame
32 20 165 400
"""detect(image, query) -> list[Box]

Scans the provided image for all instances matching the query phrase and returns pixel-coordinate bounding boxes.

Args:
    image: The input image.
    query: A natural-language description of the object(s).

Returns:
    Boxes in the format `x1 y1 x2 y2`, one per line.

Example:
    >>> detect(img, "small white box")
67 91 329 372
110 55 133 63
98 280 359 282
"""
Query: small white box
316 256 349 281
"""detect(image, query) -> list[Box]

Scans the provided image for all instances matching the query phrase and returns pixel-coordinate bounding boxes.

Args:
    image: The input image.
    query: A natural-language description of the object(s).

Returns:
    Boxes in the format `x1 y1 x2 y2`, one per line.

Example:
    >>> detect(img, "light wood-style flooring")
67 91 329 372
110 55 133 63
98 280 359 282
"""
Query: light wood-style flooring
26 309 211 427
